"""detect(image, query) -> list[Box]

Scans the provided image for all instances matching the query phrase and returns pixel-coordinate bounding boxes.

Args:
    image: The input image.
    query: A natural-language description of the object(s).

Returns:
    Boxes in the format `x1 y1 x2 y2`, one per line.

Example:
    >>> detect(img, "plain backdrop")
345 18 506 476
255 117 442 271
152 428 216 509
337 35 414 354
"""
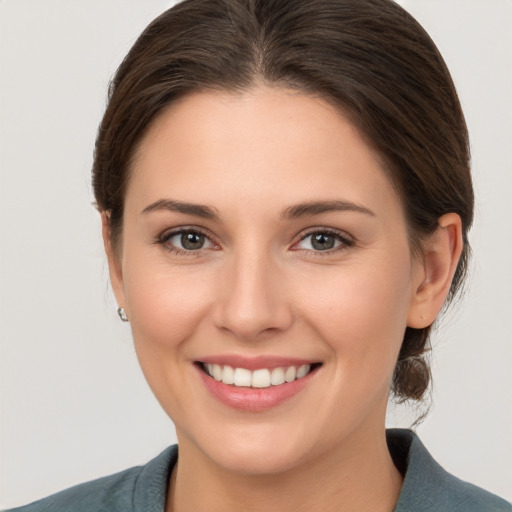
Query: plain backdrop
1 0 511 507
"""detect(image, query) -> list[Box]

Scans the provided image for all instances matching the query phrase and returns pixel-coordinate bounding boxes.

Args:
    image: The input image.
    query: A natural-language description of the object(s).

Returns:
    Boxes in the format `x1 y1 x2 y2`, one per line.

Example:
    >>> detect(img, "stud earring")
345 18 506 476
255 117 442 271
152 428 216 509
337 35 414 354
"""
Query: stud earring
117 307 129 322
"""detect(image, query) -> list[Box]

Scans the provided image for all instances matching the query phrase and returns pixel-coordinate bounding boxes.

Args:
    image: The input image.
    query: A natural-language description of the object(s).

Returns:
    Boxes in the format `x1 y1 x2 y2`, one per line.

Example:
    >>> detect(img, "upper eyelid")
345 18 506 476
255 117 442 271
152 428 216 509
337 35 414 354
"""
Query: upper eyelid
156 226 354 249
158 226 215 242
296 227 354 242
291 228 356 253
157 227 218 255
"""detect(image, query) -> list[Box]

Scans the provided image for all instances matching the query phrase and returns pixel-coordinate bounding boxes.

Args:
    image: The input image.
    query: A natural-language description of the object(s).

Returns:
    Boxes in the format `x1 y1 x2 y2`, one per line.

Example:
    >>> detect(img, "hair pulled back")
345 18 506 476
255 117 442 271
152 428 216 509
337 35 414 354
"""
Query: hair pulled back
92 0 473 403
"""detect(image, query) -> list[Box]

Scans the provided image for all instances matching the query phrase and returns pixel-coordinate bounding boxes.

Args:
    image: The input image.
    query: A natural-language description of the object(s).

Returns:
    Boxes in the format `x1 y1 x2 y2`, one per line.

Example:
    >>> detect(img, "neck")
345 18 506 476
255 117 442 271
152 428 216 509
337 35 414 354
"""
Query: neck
166 423 403 512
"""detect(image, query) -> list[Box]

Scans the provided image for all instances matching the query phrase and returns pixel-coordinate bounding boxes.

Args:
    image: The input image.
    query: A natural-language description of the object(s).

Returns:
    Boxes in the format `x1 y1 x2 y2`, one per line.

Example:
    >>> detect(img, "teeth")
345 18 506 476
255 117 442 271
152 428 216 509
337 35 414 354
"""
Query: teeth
221 365 234 385
270 367 285 385
233 368 252 387
204 363 312 388
252 369 271 388
284 366 296 382
213 364 222 381
296 364 309 378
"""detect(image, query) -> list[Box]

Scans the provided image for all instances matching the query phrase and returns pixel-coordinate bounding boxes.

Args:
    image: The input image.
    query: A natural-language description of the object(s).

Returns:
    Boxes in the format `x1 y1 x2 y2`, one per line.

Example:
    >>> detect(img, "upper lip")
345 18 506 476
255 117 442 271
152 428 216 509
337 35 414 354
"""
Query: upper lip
196 355 320 371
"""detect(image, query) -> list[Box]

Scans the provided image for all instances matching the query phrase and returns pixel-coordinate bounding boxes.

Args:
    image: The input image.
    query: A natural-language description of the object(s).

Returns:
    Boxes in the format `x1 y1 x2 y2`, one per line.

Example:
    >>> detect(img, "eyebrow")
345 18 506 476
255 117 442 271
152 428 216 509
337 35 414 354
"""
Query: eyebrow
141 198 374 221
281 200 375 219
141 199 220 220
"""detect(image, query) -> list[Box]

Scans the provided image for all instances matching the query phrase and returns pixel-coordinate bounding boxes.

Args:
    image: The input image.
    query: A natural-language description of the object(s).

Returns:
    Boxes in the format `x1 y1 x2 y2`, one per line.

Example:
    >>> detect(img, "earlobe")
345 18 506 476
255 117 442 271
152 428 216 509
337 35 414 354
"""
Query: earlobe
407 213 463 329
101 212 127 312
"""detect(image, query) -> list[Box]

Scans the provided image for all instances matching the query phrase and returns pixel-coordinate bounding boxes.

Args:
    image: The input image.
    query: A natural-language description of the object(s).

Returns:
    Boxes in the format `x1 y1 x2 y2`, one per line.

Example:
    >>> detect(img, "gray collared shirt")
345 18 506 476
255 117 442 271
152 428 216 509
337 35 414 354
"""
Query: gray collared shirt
5 429 510 511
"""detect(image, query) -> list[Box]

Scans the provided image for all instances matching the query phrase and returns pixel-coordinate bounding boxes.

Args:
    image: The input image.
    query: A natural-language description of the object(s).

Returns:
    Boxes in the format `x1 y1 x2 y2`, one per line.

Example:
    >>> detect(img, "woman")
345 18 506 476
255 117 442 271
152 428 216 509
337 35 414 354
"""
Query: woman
4 0 510 510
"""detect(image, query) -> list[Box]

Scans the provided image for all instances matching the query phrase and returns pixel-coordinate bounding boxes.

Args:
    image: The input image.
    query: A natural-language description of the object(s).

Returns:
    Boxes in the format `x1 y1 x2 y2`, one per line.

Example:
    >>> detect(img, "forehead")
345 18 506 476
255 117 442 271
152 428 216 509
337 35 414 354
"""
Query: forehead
127 87 401 219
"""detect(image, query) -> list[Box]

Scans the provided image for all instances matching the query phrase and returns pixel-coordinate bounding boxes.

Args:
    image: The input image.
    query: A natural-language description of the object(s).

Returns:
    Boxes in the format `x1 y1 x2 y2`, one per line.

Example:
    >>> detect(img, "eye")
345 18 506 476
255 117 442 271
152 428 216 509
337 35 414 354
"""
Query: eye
158 228 216 253
294 230 354 252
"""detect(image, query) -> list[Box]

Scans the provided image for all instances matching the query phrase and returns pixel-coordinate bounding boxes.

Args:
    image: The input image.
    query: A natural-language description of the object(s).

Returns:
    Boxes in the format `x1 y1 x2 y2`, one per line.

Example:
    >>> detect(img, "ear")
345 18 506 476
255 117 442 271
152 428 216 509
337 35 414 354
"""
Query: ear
101 212 127 313
407 213 464 329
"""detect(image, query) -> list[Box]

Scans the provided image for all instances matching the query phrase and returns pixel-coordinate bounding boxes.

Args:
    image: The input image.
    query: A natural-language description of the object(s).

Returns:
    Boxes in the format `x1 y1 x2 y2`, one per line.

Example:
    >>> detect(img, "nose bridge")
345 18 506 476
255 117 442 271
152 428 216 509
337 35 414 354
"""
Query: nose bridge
214 242 292 340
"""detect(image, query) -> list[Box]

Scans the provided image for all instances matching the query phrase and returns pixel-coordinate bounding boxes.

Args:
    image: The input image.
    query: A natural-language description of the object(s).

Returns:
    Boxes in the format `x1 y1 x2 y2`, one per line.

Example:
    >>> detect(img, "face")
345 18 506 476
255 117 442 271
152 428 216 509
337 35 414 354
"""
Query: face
108 87 427 475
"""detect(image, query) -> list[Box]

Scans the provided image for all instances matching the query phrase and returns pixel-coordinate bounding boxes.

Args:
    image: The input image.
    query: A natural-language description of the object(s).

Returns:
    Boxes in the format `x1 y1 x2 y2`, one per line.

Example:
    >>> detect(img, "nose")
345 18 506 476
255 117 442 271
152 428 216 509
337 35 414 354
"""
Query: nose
212 250 294 341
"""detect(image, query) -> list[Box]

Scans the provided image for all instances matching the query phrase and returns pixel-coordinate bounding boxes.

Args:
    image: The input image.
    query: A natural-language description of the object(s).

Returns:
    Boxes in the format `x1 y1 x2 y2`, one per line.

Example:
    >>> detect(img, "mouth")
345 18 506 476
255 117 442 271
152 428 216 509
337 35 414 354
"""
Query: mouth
199 362 321 388
194 356 322 410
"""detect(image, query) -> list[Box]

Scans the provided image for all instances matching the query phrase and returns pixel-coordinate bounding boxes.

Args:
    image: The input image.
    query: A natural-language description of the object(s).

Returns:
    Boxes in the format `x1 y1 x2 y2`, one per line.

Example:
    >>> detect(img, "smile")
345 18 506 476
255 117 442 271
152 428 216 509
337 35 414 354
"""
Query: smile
203 363 313 388
196 358 321 411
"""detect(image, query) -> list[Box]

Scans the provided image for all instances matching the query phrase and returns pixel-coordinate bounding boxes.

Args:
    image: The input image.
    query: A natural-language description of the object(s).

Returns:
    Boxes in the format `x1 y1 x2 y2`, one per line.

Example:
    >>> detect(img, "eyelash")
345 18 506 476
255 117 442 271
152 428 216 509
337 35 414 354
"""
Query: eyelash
155 227 355 256
155 227 217 256
293 228 355 257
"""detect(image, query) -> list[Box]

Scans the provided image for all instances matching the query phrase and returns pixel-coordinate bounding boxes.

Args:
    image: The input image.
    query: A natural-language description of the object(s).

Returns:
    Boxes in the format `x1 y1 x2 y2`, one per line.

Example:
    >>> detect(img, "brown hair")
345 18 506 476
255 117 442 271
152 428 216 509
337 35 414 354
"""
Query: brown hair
92 0 473 403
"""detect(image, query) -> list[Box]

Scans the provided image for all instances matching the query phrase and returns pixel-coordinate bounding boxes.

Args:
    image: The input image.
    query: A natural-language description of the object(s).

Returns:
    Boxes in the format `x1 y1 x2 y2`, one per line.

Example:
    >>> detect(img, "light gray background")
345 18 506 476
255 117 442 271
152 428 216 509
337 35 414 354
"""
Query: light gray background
1 0 511 507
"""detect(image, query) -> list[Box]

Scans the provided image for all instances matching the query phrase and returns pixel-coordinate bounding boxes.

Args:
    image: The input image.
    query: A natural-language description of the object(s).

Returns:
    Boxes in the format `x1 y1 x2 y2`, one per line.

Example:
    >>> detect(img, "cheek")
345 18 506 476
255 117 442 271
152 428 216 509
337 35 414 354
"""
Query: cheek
120 259 218 417
122 258 213 353
297 254 413 378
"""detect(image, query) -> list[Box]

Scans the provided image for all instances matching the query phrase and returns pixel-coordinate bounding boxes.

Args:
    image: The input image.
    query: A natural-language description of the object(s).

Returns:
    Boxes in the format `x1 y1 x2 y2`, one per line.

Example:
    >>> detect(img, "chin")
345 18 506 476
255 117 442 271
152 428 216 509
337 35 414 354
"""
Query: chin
210 441 308 476
183 420 320 477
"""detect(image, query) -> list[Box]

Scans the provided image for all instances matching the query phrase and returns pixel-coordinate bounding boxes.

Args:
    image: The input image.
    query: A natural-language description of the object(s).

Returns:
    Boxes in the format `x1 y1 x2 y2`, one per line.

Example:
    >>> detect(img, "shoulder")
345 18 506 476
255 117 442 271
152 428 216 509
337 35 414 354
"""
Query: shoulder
388 429 511 512
3 445 178 512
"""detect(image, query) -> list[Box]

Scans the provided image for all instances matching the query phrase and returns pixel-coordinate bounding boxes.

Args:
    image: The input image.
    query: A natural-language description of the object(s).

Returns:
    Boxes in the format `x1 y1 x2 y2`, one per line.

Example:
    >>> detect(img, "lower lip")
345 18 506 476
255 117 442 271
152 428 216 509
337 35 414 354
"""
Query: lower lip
196 365 318 412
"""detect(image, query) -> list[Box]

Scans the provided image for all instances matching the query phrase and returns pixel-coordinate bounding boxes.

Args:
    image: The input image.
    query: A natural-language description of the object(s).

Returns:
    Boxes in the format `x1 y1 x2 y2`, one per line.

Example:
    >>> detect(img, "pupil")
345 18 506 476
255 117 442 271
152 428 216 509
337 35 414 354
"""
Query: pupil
312 233 335 250
181 232 204 250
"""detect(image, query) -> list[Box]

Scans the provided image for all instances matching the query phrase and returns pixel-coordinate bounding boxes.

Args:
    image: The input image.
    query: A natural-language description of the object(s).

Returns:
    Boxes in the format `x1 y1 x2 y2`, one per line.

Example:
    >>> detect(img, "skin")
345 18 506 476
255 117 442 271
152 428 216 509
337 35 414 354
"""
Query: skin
103 87 462 512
